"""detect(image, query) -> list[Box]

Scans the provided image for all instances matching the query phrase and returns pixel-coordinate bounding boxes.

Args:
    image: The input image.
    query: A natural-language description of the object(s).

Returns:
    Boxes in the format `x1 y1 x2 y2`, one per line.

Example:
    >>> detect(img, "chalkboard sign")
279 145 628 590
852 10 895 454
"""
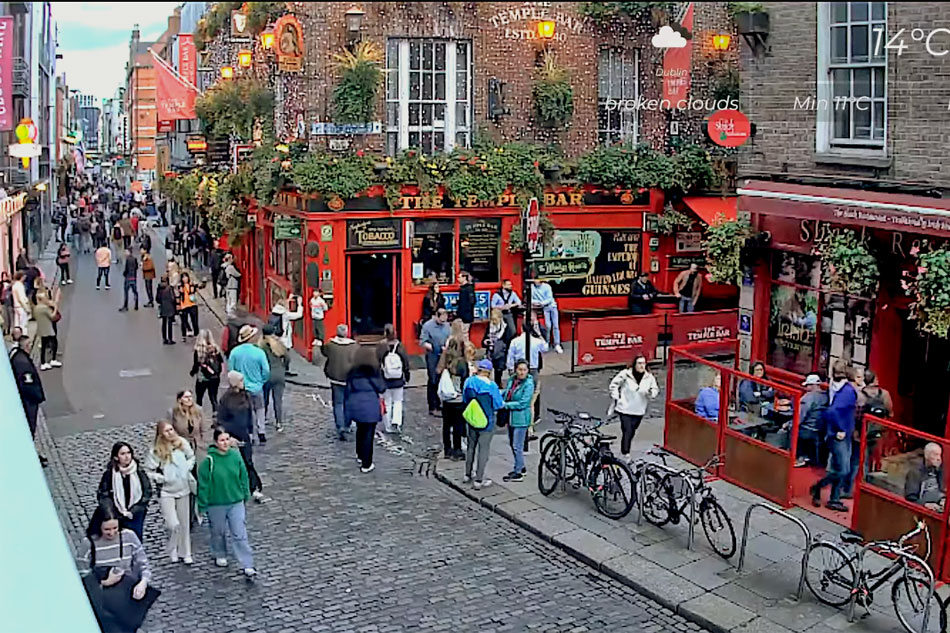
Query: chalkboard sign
459 218 501 282
544 229 641 297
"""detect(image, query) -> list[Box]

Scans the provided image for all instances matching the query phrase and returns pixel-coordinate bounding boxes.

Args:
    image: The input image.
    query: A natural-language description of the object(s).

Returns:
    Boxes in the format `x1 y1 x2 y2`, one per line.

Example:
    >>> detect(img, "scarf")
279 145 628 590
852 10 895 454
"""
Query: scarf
632 369 645 385
489 320 506 342
112 461 142 517
506 377 524 401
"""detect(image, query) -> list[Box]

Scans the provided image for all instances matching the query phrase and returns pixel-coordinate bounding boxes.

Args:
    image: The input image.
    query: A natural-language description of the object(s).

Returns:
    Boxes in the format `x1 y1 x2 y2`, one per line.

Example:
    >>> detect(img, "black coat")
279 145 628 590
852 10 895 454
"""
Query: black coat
155 283 177 317
96 465 152 523
457 283 476 324
422 292 446 322
629 279 658 315
9 347 45 404
217 389 254 442
123 256 138 280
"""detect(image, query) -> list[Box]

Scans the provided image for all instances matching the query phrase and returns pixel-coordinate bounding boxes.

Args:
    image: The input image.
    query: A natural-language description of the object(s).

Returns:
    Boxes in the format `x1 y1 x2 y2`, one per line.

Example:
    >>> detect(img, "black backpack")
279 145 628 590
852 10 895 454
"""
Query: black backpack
267 312 283 333
862 387 888 417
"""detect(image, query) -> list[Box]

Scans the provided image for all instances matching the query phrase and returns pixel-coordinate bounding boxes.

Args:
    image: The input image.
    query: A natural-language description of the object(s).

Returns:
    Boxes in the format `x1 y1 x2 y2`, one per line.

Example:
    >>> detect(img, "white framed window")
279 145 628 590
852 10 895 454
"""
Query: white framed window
385 39 472 155
597 47 639 146
817 2 887 154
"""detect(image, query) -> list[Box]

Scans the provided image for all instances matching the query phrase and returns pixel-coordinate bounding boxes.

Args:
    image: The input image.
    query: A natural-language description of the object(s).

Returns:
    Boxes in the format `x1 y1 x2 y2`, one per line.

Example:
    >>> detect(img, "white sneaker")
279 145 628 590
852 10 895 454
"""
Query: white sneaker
60 281 66 286
183 557 193 565
243 567 257 578
67 279 74 284
252 490 264 502
40 363 51 371
361 464 376 473
555 345 564 354
462 475 472 485
170 554 179 563
474 479 492 490
50 360 62 368
215 558 228 567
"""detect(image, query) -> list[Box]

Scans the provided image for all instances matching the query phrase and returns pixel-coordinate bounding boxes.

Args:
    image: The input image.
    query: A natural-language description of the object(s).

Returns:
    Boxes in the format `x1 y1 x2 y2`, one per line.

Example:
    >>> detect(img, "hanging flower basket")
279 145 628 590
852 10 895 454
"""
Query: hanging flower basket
812 228 879 296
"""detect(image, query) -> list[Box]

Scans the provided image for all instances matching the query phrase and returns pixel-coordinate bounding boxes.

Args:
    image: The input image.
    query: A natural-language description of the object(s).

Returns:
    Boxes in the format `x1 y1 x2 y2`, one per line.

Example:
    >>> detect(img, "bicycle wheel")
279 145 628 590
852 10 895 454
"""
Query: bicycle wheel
641 470 673 527
699 496 736 559
892 573 940 633
590 457 637 520
804 541 856 607
538 438 578 496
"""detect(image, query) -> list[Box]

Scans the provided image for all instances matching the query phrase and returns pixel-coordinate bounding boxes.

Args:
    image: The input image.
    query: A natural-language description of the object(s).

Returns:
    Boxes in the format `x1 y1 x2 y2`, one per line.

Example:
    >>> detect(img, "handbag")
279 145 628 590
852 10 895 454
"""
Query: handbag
496 408 510 428
52 311 62 323
437 369 460 402
380 397 387 416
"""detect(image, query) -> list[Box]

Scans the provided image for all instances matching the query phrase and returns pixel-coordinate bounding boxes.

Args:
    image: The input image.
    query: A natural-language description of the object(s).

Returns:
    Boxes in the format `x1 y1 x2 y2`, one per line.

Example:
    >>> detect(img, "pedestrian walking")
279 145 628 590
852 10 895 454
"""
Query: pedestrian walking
224 255 241 318
266 295 303 376
34 294 62 370
118 248 139 312
844 368 894 496
501 360 534 483
310 288 328 351
9 334 49 467
261 331 288 433
437 336 471 461
176 272 200 339
209 249 223 299
119 213 133 250
168 388 211 468
166 258 181 289
530 279 563 354
156 275 177 345
144 420 196 564
482 308 511 387
324 324 357 440
673 263 703 313
97 442 153 541
810 361 858 513
345 346 387 473
462 359 504 490
11 271 30 330
608 355 659 460
141 248 156 308
376 323 410 433
111 219 124 263
78 213 92 253
218 371 264 500
196 426 257 578
95 243 112 289
1 271 14 336
190 330 223 413
57 242 73 285
227 325 270 444
420 308 450 416
81 502 159 633
456 271 476 340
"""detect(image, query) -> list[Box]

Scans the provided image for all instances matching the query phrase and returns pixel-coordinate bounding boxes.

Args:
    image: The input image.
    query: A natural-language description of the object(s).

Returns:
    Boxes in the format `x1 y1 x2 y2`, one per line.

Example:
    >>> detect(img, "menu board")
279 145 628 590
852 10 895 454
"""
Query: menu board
459 218 501 282
542 229 641 297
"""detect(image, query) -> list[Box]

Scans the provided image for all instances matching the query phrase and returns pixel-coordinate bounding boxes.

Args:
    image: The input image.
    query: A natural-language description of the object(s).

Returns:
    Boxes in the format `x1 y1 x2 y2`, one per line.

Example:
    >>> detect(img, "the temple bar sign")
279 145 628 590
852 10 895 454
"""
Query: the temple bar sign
487 5 588 42
398 191 584 210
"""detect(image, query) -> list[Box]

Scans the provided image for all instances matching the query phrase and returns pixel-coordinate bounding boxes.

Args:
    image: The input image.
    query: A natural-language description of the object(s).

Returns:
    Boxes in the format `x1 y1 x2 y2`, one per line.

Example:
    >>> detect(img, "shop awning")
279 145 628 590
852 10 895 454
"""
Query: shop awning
738 180 950 237
683 196 737 226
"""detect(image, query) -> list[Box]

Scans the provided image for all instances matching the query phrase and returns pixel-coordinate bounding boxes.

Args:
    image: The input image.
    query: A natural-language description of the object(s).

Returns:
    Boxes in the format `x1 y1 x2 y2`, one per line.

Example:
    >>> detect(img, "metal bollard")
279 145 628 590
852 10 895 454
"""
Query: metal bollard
737 502 812 601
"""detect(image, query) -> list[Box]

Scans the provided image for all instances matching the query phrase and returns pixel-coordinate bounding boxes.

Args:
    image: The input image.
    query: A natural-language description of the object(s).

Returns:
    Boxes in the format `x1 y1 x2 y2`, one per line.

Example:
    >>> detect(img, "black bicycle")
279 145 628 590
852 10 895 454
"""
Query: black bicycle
538 409 637 520
639 448 736 559
805 521 937 632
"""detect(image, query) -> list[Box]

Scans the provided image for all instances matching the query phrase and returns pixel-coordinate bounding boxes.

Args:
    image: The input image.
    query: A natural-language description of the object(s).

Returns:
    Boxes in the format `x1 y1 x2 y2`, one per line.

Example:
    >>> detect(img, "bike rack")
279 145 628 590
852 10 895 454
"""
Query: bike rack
635 461 697 550
736 502 812 601
846 543 936 633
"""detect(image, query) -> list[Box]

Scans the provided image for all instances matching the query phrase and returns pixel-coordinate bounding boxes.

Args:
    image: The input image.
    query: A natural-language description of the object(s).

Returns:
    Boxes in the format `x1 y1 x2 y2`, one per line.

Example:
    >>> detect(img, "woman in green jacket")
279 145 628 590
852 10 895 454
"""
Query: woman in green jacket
502 360 535 483
197 427 257 578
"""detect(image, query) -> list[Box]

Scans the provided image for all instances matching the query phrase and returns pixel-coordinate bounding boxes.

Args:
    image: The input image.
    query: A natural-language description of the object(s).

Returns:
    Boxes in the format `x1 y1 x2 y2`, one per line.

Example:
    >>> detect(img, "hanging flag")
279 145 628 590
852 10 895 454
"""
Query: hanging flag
661 2 694 108
179 34 197 88
151 50 199 121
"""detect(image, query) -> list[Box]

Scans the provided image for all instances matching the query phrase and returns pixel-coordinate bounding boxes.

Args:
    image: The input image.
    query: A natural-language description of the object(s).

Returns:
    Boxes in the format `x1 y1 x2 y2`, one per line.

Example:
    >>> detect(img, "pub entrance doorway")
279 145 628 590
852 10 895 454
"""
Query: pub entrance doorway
348 253 399 338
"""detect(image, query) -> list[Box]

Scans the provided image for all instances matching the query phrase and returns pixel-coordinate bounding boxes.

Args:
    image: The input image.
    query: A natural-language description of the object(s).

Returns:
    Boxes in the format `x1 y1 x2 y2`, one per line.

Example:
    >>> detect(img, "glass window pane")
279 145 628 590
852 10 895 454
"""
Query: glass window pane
832 68 851 99
386 102 398 127
598 49 609 96
456 102 467 127
854 102 871 138
386 132 398 156
456 43 467 71
410 41 420 70
853 68 871 98
873 102 885 139
422 41 433 70
435 42 445 70
768 285 818 376
456 68 468 100
455 131 468 147
873 67 884 97
409 102 419 126
871 2 885 20
851 25 869 61
871 24 886 60
459 218 501 283
773 252 822 287
832 27 848 62
832 2 848 22
410 72 420 99
850 2 869 21
834 107 851 139
422 103 432 126
422 72 433 99
433 132 444 153
411 228 455 285
386 39 398 69
421 131 433 152
433 103 445 126
409 131 420 148
386 66 398 99
435 72 445 100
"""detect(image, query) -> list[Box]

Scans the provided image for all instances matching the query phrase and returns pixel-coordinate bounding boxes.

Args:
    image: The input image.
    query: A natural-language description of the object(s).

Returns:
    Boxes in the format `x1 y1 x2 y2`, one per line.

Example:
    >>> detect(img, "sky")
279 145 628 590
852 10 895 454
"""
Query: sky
52 2 180 103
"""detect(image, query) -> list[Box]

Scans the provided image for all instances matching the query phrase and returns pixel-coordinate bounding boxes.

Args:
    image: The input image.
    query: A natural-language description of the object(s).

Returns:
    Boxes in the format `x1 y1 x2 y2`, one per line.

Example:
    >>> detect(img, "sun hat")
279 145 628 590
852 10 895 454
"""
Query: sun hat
802 374 821 387
237 325 259 344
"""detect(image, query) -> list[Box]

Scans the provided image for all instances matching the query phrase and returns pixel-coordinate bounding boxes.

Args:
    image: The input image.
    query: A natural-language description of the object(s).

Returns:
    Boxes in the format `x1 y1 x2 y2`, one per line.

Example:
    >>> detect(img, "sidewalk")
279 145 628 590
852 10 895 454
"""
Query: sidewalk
436 417 942 633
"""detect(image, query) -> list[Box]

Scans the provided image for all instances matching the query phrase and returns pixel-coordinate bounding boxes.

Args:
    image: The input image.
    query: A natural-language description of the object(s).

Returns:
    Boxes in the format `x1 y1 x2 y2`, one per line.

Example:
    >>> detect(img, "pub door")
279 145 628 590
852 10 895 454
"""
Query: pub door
349 253 399 338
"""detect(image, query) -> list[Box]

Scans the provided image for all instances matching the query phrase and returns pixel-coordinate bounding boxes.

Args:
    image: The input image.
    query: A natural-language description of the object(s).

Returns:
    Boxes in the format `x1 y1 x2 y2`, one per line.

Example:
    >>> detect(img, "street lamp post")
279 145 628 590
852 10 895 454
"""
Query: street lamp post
522 197 540 369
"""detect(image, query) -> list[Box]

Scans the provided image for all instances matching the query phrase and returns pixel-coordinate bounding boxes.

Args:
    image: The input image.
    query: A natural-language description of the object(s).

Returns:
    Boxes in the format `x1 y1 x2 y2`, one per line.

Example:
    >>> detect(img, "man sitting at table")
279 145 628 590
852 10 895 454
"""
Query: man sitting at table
904 443 945 512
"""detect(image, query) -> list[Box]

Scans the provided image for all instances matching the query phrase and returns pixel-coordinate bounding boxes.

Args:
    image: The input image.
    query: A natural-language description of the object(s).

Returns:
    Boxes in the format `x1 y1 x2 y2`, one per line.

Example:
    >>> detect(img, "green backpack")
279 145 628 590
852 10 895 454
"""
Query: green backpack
462 399 488 429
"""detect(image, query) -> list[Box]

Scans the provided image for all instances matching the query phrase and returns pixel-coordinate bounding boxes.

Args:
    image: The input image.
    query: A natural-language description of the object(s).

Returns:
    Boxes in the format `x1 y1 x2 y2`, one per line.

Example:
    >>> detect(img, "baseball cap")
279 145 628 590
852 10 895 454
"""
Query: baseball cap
477 359 494 372
802 374 821 386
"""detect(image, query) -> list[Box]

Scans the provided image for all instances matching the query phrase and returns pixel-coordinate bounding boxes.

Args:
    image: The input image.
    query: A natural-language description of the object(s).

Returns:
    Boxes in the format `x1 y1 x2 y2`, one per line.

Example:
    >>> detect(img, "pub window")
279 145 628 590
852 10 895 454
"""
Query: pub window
772 251 821 287
286 240 302 292
817 293 872 375
768 285 818 376
385 39 471 155
276 240 287 277
412 219 454 285
597 47 638 146
459 218 500 283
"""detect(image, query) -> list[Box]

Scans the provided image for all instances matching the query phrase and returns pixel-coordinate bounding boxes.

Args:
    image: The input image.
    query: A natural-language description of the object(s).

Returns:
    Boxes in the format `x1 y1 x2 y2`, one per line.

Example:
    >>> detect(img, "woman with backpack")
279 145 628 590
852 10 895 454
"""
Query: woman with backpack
56 242 72 285
261 331 289 434
190 330 223 413
844 369 893 495
376 323 411 434
437 337 471 461
345 347 387 473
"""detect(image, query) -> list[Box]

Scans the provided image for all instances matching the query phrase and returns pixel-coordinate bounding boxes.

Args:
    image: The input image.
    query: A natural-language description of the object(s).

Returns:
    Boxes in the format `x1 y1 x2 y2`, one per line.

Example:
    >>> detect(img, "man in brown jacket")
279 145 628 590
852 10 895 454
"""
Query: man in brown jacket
141 248 156 307
673 263 702 313
323 324 357 440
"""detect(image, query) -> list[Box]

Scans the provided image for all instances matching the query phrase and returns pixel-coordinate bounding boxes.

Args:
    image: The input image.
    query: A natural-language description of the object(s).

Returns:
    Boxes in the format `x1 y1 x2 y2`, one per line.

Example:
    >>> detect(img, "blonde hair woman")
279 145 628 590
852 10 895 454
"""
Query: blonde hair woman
168 390 210 465
260 332 289 433
190 329 223 413
482 308 509 386
144 420 196 564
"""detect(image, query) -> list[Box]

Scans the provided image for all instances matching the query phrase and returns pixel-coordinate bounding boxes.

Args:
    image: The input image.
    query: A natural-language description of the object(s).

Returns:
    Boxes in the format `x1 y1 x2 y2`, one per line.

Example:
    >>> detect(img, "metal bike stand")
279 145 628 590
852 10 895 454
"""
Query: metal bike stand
846 544 936 633
634 462 697 550
736 502 812 601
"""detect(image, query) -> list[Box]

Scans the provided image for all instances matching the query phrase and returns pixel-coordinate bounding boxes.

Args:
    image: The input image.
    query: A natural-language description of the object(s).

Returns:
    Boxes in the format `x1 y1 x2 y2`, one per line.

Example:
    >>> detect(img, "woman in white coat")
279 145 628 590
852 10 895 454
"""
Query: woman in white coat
144 419 196 564
608 354 659 459
267 295 303 376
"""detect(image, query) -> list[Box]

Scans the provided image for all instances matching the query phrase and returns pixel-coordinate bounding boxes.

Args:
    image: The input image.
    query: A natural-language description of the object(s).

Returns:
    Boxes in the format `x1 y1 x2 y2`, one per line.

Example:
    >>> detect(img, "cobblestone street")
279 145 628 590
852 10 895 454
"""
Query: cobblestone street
47 383 705 633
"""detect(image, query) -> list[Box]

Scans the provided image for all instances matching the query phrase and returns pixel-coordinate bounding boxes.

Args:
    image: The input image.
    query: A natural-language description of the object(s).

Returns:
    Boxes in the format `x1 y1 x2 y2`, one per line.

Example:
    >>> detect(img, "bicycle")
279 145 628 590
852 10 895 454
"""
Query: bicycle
537 409 637 520
639 447 737 559
805 520 938 633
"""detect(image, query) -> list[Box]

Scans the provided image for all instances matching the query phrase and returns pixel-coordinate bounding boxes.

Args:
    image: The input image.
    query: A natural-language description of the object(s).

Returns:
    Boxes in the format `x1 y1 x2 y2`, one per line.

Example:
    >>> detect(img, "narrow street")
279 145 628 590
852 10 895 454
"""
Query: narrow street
42 242 706 633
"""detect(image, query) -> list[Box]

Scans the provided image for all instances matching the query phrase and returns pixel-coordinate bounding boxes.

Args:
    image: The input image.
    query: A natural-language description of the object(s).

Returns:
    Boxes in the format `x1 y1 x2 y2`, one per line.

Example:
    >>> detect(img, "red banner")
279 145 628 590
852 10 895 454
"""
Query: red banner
153 52 197 121
662 2 693 108
670 309 738 347
179 34 196 88
0 16 12 131
575 314 660 367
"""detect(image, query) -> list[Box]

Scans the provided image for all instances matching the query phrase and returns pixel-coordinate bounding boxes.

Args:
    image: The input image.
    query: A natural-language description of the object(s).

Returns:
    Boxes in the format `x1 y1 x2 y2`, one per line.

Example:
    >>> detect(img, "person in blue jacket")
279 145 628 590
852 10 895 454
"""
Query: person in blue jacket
810 361 857 513
345 347 387 474
462 359 504 490
694 371 721 422
501 360 535 483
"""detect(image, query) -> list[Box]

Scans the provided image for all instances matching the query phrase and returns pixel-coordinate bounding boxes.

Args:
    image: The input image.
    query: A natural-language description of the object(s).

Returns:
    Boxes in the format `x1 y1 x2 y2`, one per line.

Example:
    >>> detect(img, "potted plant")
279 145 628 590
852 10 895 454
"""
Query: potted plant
906 246 950 338
812 228 879 296
331 41 384 124
533 51 574 129
730 2 769 35
703 217 752 285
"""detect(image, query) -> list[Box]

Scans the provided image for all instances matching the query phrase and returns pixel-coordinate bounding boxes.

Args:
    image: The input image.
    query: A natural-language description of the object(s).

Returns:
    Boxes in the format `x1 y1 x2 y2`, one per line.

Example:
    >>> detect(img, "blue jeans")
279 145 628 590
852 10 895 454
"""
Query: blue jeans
122 278 138 309
543 304 561 347
509 426 528 474
206 502 254 568
815 437 851 503
843 437 862 496
679 296 695 313
331 384 347 433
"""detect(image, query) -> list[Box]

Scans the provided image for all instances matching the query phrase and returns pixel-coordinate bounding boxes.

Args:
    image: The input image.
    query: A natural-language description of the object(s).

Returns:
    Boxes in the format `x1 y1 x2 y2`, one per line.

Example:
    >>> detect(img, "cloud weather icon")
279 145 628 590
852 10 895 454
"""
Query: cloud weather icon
651 25 688 49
